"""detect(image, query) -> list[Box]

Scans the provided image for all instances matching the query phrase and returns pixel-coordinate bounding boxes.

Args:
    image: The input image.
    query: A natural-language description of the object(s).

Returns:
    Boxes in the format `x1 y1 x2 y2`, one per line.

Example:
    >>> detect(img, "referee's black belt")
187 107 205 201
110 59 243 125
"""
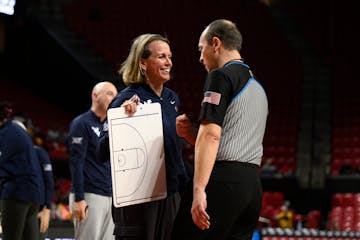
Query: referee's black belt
215 161 259 168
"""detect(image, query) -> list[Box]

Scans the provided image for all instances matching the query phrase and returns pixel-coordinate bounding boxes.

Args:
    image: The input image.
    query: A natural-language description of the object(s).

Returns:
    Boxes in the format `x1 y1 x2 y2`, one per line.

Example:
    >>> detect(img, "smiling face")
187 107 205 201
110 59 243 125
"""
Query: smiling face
141 40 172 85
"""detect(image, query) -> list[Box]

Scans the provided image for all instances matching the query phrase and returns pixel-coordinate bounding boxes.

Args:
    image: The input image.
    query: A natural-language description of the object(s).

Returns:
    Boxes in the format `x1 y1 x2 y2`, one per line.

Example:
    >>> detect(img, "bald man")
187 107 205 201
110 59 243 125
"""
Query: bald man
67 81 118 240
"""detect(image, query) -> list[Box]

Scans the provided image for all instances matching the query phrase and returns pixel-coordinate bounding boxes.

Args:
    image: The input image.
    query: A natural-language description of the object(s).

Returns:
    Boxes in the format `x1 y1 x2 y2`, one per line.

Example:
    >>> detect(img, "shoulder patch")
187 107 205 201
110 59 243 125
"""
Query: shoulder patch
202 91 221 105
43 163 53 171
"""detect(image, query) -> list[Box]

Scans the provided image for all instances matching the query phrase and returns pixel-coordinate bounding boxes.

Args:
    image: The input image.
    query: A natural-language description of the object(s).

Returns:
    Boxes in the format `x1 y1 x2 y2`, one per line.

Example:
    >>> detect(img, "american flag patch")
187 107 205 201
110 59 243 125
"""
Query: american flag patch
202 91 221 105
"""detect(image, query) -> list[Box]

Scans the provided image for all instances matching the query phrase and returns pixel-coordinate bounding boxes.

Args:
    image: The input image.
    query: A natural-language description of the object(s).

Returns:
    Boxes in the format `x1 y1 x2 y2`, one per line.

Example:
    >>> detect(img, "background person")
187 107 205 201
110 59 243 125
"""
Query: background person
34 144 54 238
67 81 118 240
13 118 55 239
0 101 43 240
172 19 268 240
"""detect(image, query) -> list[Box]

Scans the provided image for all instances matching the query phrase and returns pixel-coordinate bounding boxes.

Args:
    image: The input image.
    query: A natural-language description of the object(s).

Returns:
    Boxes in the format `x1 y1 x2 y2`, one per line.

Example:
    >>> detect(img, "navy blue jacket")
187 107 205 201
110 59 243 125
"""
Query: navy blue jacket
34 145 54 209
67 110 112 201
0 120 42 204
99 84 189 196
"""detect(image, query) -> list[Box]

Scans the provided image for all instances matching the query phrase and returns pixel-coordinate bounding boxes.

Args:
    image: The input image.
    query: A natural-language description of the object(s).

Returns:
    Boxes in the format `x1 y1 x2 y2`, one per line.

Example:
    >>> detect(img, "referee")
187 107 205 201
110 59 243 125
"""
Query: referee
172 19 268 240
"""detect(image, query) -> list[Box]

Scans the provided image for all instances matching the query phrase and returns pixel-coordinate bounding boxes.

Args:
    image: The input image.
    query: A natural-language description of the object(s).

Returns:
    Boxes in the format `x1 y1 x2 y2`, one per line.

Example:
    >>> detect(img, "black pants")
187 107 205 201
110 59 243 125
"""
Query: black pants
0 199 40 240
172 161 262 240
113 192 181 240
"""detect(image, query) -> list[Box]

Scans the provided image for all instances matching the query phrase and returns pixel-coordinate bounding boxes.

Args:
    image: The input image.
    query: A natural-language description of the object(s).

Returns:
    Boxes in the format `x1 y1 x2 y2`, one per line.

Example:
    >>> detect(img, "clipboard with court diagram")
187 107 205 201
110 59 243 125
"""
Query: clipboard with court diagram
107 102 167 208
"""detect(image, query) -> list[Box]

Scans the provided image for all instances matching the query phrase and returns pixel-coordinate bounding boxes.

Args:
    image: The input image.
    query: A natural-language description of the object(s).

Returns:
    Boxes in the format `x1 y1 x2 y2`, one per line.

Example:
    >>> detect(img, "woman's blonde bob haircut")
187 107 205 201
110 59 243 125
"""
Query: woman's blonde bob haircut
119 33 170 86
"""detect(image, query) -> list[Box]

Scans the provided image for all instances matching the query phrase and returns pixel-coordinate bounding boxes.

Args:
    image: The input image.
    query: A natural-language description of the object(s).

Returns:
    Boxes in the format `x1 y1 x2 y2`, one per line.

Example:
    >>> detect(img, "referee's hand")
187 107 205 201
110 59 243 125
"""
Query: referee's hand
191 188 210 230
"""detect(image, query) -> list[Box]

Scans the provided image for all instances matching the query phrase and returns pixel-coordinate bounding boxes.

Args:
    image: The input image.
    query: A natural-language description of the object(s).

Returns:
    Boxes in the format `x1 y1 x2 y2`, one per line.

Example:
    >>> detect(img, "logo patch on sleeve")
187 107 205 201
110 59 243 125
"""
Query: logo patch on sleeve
72 137 83 144
43 163 52 171
202 91 221 105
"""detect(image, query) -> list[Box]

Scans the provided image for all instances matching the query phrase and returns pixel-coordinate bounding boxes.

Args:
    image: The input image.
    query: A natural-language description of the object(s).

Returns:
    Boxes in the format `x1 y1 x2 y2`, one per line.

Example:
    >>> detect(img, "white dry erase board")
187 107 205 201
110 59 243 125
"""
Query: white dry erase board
107 102 167 208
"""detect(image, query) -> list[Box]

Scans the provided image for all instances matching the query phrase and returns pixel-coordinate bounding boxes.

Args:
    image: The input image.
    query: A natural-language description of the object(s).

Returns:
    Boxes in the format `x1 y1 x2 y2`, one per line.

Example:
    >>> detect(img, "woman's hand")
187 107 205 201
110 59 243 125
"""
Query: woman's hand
121 94 141 115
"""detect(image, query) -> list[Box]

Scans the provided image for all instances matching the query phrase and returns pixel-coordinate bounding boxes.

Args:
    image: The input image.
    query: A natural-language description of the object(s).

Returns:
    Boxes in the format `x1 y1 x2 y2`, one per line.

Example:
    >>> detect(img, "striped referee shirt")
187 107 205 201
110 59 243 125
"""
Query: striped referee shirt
199 61 268 166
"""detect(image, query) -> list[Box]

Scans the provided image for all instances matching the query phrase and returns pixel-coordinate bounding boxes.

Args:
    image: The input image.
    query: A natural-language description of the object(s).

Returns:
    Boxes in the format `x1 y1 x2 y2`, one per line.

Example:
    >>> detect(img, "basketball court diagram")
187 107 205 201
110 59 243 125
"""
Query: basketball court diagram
107 103 167 207
111 123 147 198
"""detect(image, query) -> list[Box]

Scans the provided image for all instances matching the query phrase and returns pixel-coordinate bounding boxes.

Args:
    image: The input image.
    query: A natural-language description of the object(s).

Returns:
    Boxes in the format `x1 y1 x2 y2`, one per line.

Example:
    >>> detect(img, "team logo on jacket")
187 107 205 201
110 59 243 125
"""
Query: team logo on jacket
91 126 101 137
103 122 108 132
170 100 178 112
72 137 83 144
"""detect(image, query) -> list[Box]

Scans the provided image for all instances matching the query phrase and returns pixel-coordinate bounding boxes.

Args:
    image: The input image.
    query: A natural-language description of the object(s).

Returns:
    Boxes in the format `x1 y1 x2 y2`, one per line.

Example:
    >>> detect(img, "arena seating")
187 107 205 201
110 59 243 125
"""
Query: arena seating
328 193 360 231
62 0 302 174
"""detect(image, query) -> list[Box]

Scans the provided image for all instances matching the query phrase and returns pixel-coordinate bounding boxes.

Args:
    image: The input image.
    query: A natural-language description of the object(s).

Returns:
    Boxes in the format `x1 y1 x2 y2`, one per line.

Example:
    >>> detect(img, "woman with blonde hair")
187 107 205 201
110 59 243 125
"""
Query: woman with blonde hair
99 33 189 240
